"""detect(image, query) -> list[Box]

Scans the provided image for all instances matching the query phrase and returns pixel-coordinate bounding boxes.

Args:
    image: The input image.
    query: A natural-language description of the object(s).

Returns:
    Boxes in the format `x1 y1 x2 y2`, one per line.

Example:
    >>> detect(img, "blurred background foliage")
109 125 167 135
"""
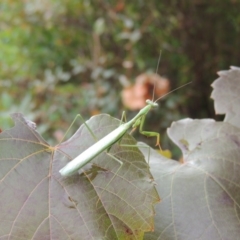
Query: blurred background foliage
1 0 240 156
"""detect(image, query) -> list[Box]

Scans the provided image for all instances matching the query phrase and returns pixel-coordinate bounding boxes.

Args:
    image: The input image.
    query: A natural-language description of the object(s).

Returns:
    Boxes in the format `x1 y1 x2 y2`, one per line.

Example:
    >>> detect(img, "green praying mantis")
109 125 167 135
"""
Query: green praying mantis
59 82 191 177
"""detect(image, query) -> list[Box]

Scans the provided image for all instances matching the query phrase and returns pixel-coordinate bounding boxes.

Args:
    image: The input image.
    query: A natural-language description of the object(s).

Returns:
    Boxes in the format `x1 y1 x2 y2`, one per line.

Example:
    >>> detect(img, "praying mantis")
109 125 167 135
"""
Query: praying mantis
59 83 191 177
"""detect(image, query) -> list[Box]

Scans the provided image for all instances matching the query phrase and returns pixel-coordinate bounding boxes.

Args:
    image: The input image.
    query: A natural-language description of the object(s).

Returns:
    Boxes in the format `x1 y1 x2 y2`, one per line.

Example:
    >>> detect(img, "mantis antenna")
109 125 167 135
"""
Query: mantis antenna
152 50 191 103
154 81 192 103
152 50 162 102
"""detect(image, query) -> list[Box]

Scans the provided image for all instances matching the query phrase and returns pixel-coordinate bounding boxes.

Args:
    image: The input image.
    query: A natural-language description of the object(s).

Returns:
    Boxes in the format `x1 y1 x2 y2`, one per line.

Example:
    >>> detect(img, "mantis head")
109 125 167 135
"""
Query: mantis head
146 99 158 108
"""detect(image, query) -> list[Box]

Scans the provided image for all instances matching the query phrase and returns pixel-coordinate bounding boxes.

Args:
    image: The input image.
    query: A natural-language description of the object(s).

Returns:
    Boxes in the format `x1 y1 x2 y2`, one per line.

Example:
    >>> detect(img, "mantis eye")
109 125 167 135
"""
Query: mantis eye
153 102 158 108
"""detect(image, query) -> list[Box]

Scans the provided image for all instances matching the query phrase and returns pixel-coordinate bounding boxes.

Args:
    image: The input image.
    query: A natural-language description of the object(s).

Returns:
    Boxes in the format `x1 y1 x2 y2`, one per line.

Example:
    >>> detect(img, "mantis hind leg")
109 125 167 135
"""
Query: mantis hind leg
58 113 98 144
96 142 152 207
120 111 127 125
61 110 128 146
95 151 123 207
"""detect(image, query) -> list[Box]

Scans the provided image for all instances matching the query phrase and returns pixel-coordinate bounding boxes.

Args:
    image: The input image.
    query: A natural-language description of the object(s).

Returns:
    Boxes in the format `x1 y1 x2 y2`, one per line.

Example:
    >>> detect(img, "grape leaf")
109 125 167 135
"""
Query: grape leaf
141 119 240 240
143 66 240 239
0 113 160 240
211 66 240 128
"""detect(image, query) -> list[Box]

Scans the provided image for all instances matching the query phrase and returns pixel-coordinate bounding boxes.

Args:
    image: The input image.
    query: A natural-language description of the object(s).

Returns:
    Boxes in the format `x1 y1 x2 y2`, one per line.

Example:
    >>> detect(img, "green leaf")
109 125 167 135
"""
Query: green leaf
141 119 240 240
0 113 159 240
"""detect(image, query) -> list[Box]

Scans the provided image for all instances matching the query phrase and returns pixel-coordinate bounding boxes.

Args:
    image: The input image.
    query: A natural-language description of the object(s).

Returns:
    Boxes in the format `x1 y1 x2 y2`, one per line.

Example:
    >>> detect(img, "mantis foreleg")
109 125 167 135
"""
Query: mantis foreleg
132 114 161 149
